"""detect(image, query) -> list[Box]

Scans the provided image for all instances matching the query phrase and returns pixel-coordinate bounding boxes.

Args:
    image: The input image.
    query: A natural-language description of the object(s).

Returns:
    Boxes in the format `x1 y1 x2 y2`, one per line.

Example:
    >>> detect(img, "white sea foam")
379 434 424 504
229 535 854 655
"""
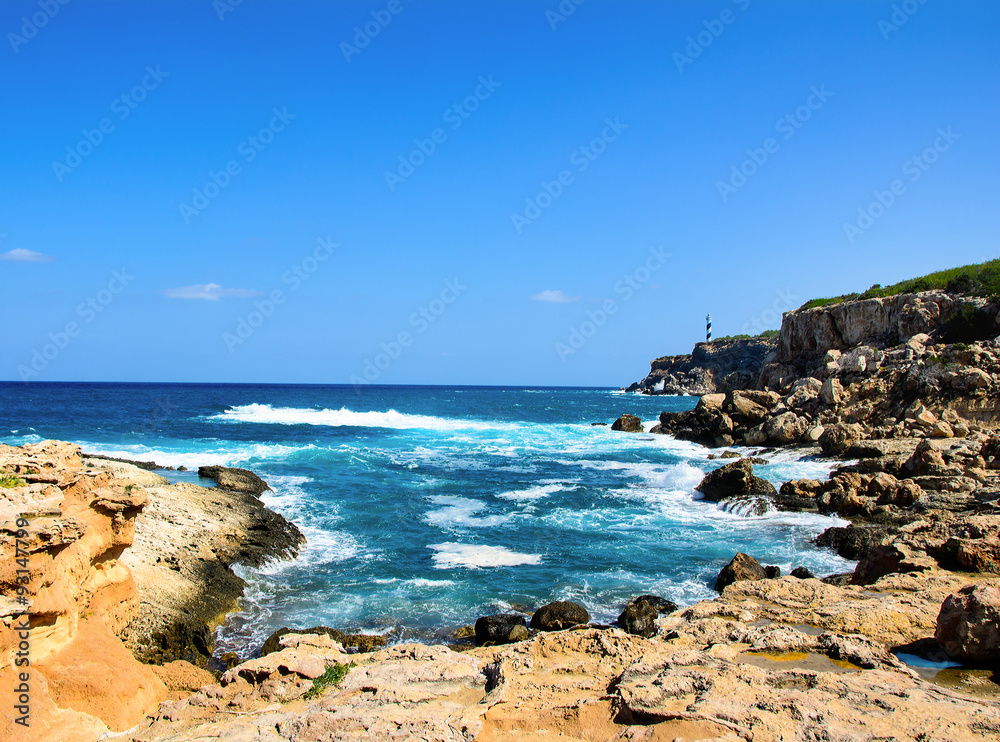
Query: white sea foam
404 578 456 588
210 404 514 432
425 496 513 528
496 483 571 501
75 440 316 470
428 542 542 569
260 526 362 575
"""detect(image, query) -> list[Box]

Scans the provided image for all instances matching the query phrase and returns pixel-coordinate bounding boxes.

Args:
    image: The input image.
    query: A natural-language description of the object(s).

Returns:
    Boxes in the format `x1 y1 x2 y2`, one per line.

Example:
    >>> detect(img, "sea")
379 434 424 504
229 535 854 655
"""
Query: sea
0 382 852 655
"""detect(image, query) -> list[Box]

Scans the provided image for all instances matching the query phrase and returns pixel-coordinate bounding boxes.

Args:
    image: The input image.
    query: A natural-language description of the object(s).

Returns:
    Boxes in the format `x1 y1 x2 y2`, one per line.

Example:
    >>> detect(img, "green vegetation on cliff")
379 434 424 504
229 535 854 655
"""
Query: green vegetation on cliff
712 329 780 342
800 258 1000 310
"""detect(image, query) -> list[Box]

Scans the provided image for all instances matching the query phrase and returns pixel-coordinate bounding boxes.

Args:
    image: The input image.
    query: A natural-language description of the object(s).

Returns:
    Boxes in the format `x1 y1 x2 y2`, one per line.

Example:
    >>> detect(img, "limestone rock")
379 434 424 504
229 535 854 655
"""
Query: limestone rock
715 552 767 592
931 420 955 438
197 465 272 495
696 459 777 503
820 377 844 405
762 411 808 443
785 377 822 407
475 614 529 644
261 626 386 657
815 525 890 560
617 595 678 638
529 601 590 631
610 414 643 432
935 585 1000 662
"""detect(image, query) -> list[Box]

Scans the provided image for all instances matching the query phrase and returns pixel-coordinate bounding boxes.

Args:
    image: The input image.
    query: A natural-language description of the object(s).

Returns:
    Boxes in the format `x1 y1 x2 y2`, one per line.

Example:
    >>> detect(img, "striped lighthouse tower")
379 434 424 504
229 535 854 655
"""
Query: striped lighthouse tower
706 313 712 342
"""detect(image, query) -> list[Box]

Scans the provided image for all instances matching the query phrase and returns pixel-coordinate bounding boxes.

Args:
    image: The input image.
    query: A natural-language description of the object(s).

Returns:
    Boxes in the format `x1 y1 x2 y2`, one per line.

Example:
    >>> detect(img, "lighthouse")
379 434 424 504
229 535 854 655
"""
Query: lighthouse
706 313 712 342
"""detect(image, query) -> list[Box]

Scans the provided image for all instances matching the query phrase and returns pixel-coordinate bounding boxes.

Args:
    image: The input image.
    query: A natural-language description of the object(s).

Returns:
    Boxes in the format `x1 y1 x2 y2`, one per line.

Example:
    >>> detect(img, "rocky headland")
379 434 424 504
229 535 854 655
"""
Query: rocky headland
0 442 302 741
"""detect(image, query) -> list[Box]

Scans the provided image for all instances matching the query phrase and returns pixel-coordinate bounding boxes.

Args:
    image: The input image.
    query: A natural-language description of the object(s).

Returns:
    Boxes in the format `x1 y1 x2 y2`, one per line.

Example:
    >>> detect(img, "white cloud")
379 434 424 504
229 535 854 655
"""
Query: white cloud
531 289 579 303
0 248 56 263
163 283 263 301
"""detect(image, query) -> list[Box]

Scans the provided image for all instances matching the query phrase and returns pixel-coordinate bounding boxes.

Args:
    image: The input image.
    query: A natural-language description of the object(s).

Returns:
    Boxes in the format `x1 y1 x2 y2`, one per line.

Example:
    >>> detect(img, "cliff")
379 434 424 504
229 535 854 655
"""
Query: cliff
627 290 1000 398
0 441 302 741
777 290 999 365
625 336 777 395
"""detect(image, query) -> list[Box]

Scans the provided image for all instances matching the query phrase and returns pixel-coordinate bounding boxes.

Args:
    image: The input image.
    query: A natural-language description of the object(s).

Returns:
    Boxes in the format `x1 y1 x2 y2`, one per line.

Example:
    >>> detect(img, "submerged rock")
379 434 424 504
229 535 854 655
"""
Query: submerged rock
611 414 643 432
529 601 590 631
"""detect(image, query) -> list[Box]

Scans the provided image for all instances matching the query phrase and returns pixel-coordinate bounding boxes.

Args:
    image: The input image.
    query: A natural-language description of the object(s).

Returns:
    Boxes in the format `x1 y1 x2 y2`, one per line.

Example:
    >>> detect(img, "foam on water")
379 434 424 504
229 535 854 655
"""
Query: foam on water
428 542 543 569
496 482 576 501
404 578 456 588
1 383 861 650
210 403 518 432
260 525 363 575
424 496 514 529
75 440 318 470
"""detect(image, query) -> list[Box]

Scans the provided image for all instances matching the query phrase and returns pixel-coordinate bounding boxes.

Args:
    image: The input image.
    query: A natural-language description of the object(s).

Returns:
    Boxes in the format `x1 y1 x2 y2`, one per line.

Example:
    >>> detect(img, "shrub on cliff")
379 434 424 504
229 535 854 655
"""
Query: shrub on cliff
800 257 1000 310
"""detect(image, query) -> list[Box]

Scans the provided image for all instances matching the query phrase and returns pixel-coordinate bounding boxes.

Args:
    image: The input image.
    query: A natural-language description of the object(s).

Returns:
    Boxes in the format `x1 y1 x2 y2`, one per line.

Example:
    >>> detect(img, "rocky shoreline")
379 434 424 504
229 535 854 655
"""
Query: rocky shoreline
3 287 1000 741
0 442 303 740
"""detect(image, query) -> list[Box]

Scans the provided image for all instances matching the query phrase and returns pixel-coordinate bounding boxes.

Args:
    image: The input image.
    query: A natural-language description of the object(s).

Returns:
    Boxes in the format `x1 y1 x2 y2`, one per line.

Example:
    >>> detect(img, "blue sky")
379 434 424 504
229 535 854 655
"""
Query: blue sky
1 0 998 385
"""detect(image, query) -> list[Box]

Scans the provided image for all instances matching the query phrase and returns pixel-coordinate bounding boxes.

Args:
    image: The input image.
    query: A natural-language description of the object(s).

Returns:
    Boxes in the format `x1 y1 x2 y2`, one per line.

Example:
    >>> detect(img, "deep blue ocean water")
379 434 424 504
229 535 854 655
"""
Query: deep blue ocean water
0 382 851 654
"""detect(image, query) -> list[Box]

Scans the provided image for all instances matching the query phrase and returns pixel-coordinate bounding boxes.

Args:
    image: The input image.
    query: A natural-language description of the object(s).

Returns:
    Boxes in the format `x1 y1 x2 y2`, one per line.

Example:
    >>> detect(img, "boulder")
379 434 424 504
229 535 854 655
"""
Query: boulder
617 595 678 638
696 459 777 503
785 377 822 408
744 425 769 446
728 392 768 422
763 412 808 444
696 394 726 412
805 424 825 442
935 585 1000 663
611 414 643 432
260 627 385 657
715 552 767 592
197 465 271 495
529 601 590 631
790 567 816 580
820 378 844 406
474 614 529 645
815 525 890 560
819 423 866 455
931 421 954 439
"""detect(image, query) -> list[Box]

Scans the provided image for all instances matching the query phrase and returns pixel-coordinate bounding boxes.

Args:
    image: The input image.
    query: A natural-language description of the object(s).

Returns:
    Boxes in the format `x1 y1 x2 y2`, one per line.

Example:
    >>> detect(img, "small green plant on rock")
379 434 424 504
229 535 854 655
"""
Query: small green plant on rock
304 661 354 700
0 474 26 488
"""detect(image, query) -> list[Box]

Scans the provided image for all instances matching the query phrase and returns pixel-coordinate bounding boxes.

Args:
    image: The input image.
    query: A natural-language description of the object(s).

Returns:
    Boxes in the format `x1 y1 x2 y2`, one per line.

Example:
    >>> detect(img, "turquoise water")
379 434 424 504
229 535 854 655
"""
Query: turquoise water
0 383 851 653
